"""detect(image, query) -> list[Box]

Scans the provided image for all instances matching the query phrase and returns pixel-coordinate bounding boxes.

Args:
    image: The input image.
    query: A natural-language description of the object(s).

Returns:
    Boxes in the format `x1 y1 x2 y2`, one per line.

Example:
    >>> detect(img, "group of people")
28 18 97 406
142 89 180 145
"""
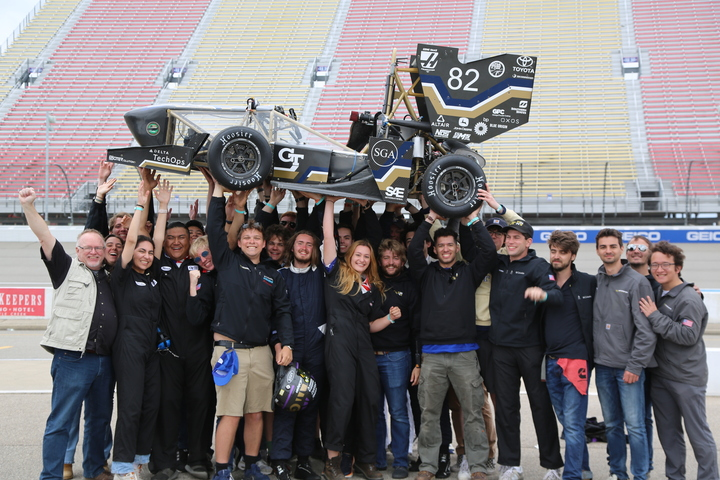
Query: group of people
22 160 717 480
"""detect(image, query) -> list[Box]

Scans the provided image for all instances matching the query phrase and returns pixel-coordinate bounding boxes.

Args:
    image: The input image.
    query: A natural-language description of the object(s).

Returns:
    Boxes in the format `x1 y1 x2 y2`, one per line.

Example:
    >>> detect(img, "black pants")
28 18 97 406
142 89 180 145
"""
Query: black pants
151 351 215 470
492 344 563 469
112 326 161 464
271 358 326 460
324 330 380 464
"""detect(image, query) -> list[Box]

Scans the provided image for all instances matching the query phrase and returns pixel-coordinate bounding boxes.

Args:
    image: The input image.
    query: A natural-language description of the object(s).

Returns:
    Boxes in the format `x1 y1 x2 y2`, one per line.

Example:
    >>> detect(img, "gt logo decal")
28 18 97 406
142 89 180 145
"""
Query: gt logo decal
278 148 303 170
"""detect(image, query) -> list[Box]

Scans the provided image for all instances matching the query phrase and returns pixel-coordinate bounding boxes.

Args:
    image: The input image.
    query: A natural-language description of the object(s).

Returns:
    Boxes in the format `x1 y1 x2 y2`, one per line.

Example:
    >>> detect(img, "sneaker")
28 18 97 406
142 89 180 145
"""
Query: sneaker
186 463 212 479
114 474 138 480
392 467 409 479
483 458 495 473
341 453 354 478
246 463 271 480
177 449 189 471
499 466 523 480
408 458 421 473
324 456 345 480
354 462 383 480
212 469 234 480
274 461 292 480
151 468 179 480
458 456 470 480
256 459 274 475
543 469 562 480
435 454 451 479
295 457 321 480
606 476 619 480
415 471 434 480
451 455 465 473
582 471 593 480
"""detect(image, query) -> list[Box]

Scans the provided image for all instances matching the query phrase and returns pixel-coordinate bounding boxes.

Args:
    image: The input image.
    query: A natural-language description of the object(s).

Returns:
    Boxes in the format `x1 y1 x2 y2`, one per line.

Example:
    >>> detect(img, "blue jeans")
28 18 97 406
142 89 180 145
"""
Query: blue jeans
64 400 113 464
595 365 648 480
375 350 411 468
545 357 590 480
41 350 115 480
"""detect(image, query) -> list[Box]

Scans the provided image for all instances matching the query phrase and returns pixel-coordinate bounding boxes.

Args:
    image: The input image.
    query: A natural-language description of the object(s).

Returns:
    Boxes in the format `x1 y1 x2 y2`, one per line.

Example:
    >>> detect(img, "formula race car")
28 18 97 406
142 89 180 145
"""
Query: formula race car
108 44 537 217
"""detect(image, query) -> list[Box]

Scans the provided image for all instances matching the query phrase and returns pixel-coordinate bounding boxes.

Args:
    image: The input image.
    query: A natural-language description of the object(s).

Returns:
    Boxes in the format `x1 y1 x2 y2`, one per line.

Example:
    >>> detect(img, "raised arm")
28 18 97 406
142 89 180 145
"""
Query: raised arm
121 181 151 268
227 189 251 249
322 197 341 267
153 179 173 259
19 188 56 260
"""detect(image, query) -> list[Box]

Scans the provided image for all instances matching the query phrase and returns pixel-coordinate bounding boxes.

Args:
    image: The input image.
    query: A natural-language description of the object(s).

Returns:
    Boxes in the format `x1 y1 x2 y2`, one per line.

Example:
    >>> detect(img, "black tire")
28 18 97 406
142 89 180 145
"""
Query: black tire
207 126 272 190
422 154 487 218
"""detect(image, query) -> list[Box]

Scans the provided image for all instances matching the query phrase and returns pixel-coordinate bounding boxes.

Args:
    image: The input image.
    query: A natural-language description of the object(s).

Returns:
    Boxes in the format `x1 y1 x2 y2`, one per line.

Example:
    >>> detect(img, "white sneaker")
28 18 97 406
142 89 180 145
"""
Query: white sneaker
114 473 138 480
458 456 470 480
581 470 593 479
607 475 619 480
543 468 562 480
500 466 523 480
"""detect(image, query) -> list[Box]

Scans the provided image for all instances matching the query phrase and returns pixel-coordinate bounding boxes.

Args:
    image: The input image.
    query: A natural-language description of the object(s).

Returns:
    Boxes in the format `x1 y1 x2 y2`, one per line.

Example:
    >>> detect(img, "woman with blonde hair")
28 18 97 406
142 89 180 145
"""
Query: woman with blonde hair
320 197 401 480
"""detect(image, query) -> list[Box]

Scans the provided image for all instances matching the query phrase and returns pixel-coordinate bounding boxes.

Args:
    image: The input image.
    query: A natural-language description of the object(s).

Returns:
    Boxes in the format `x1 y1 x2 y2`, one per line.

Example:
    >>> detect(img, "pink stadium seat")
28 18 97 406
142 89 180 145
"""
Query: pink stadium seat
633 0 720 196
0 0 213 196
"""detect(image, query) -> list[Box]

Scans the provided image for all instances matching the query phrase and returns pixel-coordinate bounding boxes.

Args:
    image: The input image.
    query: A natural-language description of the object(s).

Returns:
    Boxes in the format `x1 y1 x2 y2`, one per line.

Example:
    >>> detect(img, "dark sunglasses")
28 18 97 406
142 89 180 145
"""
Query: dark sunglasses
280 220 297 228
193 250 210 263
626 244 648 252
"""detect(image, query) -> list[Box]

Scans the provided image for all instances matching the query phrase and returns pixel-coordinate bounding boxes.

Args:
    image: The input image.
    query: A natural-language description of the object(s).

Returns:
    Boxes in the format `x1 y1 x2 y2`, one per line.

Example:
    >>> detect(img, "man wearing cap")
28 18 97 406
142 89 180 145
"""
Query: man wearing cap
20 187 116 480
207 185 294 480
489 219 564 480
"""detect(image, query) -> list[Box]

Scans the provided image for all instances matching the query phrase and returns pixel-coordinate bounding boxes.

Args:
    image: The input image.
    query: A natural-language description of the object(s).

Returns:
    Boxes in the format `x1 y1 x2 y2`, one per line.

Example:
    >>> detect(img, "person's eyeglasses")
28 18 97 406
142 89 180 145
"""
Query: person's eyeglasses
78 246 106 252
280 220 297 229
194 251 210 263
627 244 648 252
650 263 675 270
488 230 505 237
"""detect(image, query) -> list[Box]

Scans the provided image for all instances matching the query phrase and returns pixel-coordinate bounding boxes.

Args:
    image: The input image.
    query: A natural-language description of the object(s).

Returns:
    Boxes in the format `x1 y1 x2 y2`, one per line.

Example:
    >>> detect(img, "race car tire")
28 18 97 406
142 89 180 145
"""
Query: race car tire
208 126 272 190
422 154 486 218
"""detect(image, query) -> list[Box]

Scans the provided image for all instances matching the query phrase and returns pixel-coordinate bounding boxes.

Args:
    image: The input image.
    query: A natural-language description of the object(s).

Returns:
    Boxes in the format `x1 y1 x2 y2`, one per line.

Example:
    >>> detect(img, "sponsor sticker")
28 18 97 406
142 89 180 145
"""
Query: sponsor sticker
146 122 160 136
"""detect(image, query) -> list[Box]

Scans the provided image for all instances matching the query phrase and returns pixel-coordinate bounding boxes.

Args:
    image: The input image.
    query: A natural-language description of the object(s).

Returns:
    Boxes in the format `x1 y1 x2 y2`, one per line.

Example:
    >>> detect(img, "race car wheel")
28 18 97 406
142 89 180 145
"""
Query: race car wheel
422 154 486 218
208 126 272 190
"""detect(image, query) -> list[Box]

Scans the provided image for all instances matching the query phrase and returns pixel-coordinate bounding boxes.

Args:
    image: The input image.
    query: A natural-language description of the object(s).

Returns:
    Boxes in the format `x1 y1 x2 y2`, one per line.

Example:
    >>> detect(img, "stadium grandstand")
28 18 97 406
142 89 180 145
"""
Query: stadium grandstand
0 0 718 225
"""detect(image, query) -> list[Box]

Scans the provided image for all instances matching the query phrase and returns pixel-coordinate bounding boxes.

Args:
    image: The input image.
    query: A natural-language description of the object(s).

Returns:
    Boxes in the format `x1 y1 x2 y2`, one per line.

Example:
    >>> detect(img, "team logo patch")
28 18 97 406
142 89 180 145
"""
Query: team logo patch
263 275 274 286
605 324 612 330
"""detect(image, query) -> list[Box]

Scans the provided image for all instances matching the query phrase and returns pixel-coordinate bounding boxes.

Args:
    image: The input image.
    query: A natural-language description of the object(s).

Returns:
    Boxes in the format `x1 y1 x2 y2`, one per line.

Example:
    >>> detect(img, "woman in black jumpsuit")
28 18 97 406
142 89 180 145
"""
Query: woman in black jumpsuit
320 197 400 480
110 179 171 479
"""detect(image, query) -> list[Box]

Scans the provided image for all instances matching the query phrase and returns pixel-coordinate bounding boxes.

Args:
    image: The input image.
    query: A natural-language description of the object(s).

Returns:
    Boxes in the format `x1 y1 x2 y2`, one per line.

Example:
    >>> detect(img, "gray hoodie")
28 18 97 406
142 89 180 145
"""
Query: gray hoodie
594 262 656 375
647 282 708 387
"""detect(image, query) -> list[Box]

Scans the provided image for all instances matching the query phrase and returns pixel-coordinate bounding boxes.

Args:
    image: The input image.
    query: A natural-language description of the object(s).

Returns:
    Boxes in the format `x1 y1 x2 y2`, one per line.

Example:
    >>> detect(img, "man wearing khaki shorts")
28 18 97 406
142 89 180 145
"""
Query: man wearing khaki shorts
207 186 295 480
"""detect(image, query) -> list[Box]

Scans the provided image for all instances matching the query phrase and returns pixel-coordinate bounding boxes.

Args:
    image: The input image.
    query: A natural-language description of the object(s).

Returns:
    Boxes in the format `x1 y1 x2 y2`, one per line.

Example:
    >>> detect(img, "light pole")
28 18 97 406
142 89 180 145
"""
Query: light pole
601 161 609 226
685 160 694 226
53 164 73 225
44 113 56 221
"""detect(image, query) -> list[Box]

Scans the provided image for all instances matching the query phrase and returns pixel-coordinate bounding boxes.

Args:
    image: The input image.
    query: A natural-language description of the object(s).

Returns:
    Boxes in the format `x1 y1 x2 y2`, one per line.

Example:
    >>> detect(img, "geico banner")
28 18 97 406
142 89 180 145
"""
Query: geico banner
0 287 51 317
533 227 720 244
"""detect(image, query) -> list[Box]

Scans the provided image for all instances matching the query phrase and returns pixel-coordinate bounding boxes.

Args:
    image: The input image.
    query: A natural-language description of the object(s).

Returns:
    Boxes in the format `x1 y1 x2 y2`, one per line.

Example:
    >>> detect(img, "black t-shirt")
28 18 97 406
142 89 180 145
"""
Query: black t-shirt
544 282 587 360
42 241 117 355
111 257 162 333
